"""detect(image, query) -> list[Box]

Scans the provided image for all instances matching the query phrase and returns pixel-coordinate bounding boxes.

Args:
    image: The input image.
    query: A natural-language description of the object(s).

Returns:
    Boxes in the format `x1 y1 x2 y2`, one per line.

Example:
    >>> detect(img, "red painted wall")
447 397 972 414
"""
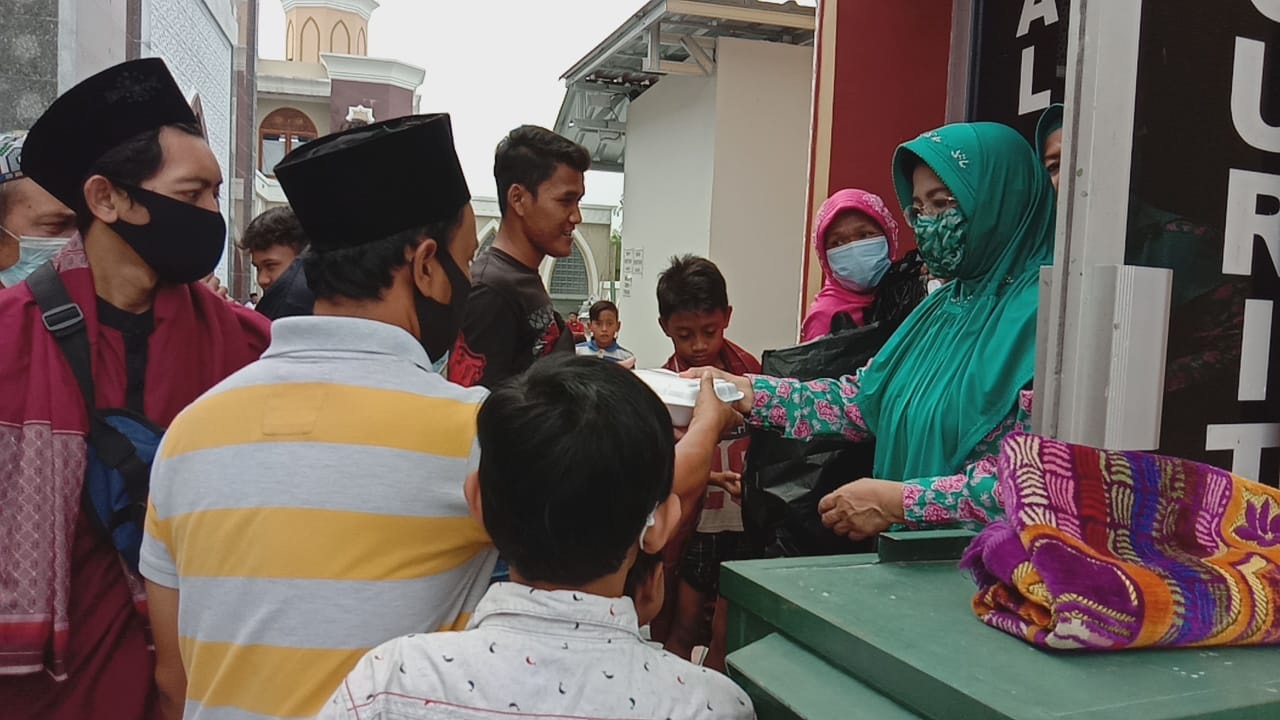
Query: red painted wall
802 1 954 304
824 1 952 249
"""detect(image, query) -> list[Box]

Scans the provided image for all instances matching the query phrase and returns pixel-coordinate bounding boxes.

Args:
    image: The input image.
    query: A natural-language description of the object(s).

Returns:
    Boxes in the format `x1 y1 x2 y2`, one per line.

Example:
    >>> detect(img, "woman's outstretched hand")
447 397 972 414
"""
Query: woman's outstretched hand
680 367 754 414
818 478 905 541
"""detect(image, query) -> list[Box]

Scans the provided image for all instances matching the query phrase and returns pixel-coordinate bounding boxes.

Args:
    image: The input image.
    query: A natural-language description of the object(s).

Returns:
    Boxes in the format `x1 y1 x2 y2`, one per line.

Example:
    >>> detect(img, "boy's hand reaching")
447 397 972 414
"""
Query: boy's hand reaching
680 367 754 414
671 374 744 529
709 471 743 497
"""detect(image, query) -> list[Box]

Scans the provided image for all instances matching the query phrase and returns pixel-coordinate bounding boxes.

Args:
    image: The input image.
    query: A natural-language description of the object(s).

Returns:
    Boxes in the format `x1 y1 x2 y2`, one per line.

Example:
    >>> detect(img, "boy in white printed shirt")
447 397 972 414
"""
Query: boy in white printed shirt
315 357 754 720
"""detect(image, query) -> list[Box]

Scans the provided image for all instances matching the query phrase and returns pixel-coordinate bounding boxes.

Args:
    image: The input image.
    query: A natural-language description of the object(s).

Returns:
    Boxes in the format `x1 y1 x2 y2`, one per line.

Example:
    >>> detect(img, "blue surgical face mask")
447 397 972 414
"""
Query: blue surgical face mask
0 227 71 287
826 235 891 292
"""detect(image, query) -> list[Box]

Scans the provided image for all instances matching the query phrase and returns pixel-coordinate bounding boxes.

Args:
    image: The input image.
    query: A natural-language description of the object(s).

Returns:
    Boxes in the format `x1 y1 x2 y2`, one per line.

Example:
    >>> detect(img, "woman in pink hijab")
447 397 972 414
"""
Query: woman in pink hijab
801 188 904 341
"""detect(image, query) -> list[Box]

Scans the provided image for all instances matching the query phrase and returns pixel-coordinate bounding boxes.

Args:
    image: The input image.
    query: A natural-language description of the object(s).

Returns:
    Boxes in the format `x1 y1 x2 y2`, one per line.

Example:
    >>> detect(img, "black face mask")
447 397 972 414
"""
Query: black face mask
415 246 471 364
109 184 226 285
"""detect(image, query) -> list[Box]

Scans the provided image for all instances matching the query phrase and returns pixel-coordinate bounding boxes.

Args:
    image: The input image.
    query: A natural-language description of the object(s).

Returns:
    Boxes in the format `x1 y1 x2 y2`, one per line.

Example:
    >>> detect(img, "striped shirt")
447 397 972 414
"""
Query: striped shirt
140 316 498 720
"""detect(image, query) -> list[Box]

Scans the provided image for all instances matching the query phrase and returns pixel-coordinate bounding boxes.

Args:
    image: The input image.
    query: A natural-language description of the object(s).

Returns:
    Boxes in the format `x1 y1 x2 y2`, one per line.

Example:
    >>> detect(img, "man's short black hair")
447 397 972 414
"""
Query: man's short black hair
476 357 674 586
656 254 730 320
588 300 618 323
78 122 205 233
303 205 464 302
494 125 590 217
239 206 308 254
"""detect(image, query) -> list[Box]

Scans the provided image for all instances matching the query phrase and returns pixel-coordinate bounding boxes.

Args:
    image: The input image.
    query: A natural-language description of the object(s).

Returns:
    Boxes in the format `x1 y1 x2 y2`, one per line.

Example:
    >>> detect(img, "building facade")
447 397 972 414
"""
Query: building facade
556 0 817 366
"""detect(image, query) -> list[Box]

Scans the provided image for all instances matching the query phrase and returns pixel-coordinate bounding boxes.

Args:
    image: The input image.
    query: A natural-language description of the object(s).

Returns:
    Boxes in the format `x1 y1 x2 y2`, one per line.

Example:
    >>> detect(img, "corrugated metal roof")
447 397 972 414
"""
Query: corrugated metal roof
554 0 815 172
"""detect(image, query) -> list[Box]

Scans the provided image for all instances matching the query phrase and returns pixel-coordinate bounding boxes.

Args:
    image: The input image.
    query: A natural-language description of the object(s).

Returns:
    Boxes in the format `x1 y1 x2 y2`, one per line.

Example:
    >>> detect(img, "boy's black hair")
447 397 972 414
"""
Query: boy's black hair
588 299 618 323
493 125 590 217
656 254 730 320
304 205 463 302
476 356 674 586
239 206 309 255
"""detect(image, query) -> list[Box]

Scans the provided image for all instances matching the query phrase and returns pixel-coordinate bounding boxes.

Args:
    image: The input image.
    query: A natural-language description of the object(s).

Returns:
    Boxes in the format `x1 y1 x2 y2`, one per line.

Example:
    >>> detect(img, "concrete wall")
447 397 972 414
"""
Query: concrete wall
72 0 129 89
0 0 59 130
619 75 718 366
708 37 813 356
0 0 129 130
617 38 813 366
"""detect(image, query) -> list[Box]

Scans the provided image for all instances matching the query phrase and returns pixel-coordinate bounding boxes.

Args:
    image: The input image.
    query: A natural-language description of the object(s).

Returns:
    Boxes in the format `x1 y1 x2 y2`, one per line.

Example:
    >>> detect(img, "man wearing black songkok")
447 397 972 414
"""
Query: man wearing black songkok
0 58 269 720
138 114 499 720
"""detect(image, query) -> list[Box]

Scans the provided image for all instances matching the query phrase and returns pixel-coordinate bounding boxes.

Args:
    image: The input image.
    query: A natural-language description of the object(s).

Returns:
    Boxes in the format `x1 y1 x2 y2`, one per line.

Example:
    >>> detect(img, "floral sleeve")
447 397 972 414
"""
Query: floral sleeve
746 371 872 443
900 388 1034 531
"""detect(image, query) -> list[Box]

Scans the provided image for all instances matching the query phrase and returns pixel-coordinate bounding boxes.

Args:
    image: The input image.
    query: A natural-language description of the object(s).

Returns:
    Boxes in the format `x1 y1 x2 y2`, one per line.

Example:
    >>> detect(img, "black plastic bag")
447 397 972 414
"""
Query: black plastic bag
743 255 925 557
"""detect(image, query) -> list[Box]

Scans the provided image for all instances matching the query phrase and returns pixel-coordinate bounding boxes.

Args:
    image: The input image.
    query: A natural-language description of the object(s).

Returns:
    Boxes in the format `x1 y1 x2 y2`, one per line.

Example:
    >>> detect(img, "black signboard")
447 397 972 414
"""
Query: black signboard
967 0 1071 142
1128 0 1280 485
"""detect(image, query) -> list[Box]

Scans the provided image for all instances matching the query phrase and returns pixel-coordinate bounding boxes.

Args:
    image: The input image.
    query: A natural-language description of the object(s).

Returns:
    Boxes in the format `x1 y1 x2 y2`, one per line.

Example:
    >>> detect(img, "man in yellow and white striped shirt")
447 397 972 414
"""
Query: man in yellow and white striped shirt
140 114 495 720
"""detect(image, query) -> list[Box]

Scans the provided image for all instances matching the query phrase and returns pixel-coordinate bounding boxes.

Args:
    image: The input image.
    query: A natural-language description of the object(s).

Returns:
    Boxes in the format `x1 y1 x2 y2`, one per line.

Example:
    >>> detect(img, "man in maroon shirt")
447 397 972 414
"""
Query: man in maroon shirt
0 59 269 720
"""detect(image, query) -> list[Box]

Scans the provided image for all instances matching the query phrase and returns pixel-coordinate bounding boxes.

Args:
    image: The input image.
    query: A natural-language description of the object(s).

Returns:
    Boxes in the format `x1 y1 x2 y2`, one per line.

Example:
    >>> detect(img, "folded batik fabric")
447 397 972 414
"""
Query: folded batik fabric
960 432 1280 650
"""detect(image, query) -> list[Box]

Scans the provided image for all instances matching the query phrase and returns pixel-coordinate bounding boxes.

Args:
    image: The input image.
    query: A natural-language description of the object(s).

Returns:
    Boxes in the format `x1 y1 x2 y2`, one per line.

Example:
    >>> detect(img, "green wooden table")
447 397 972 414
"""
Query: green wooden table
722 531 1280 719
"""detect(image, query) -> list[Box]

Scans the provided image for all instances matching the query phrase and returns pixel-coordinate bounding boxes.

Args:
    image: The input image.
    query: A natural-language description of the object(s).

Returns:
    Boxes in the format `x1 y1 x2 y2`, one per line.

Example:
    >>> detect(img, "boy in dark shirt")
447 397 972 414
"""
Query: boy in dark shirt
449 126 590 388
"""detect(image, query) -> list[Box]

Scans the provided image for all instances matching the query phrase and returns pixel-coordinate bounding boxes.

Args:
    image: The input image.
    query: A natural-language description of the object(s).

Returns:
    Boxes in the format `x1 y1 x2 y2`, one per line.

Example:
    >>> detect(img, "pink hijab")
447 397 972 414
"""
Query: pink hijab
801 189 901 341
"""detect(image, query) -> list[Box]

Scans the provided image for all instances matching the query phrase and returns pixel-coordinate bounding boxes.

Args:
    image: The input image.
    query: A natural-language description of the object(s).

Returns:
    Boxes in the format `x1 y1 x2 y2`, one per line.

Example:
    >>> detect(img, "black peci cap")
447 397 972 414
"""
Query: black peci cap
273 114 471 252
22 58 197 212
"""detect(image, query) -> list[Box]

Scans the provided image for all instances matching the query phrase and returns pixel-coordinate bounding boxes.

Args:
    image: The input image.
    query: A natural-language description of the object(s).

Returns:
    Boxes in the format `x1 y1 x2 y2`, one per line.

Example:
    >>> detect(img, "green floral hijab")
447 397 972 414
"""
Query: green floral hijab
857 122 1056 481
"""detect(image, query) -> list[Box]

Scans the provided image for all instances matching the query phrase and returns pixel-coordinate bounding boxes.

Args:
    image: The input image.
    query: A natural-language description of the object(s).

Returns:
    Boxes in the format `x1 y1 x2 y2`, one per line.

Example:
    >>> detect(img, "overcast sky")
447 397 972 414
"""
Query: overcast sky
257 0 636 208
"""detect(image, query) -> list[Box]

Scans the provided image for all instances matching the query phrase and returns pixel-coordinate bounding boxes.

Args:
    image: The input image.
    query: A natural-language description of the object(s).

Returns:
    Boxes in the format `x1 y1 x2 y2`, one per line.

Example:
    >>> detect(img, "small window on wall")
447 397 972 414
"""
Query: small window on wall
258 108 318 176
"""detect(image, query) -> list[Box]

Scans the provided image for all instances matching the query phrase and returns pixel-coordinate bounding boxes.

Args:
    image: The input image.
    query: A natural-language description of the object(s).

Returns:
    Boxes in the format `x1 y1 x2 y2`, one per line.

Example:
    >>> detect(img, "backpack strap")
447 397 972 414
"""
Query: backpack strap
27 262 95 408
27 262 151 524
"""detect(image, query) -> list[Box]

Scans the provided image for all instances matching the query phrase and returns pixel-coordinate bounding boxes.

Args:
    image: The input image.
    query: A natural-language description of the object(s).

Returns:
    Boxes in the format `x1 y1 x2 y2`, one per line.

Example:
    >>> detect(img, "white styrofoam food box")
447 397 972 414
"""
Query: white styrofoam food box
633 368 745 427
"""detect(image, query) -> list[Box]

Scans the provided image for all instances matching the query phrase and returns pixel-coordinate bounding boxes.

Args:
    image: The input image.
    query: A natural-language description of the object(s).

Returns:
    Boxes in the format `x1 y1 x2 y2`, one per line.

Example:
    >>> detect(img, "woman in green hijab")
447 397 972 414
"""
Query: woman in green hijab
701 122 1055 540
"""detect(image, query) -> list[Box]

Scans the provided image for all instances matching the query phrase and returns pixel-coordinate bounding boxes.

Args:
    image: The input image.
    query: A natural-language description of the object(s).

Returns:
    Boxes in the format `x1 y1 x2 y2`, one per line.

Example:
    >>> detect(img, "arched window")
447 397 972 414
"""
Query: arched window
286 21 295 60
259 108 318 176
330 21 351 54
548 241 591 301
356 27 367 55
300 18 320 62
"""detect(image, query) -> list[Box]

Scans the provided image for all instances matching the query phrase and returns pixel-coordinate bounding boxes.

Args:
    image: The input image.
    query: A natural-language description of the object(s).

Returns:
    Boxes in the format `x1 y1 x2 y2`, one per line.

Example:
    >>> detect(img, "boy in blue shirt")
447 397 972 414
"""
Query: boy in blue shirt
576 299 636 366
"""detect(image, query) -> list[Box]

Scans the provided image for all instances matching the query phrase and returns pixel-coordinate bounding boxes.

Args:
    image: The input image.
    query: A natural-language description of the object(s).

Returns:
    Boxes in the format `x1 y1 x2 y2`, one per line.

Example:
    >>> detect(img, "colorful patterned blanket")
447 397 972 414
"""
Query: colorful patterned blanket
960 432 1280 650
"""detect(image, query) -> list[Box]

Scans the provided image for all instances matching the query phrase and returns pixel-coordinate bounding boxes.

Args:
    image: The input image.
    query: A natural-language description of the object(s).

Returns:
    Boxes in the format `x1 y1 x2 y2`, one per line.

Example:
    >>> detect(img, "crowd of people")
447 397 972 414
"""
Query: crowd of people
0 53 1186 720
